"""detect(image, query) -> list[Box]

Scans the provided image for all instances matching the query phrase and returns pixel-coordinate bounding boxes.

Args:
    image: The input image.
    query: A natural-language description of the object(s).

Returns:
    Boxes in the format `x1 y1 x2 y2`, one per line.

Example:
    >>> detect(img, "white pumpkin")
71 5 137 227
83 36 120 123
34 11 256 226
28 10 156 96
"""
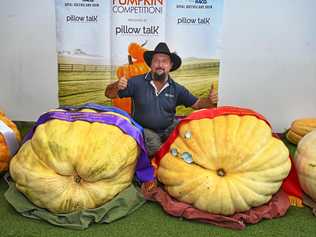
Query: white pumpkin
295 129 316 201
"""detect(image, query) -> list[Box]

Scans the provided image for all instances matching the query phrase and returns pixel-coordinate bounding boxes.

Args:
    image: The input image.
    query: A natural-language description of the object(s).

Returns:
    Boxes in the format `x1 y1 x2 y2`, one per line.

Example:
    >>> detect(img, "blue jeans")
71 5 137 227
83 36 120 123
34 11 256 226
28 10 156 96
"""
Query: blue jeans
143 119 179 157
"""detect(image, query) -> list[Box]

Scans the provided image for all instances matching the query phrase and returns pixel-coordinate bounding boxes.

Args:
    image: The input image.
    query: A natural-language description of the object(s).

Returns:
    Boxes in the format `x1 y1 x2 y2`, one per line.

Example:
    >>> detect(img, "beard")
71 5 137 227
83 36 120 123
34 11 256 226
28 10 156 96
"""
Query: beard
153 69 167 81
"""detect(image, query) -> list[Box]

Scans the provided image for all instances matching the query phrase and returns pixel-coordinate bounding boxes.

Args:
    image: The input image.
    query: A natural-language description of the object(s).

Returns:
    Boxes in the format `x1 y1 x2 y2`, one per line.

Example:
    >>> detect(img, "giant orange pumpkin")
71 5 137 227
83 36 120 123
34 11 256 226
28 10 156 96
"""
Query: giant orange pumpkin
156 107 291 215
0 112 21 172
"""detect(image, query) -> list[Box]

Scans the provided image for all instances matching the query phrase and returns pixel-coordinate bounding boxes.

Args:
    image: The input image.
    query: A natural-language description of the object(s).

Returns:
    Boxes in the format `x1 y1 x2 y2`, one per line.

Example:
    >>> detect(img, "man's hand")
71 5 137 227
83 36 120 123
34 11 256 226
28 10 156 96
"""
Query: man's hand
208 83 218 104
117 77 128 90
191 83 218 109
104 77 128 99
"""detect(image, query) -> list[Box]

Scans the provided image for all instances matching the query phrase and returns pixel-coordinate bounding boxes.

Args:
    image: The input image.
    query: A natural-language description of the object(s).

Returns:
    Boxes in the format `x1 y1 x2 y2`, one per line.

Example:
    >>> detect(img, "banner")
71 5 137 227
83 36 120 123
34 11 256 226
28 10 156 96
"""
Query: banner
55 0 224 115
166 0 223 115
56 0 111 106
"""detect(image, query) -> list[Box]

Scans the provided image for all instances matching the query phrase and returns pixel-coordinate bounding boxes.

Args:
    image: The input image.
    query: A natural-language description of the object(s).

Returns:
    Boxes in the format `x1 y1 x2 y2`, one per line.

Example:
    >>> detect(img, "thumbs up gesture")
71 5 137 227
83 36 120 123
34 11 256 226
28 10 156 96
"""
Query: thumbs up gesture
117 77 128 90
208 81 218 105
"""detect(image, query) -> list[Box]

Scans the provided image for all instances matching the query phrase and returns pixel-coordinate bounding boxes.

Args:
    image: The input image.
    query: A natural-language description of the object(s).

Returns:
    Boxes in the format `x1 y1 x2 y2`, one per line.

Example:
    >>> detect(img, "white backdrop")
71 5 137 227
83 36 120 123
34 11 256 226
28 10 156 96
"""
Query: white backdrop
0 0 58 121
219 0 316 132
1 0 316 132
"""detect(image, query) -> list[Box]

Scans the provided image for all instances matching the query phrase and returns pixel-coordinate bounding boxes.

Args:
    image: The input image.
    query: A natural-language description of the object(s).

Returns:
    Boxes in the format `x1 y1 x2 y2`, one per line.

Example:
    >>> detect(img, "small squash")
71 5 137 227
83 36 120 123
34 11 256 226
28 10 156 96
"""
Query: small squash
286 118 316 144
115 56 150 79
0 112 21 172
112 55 150 113
128 41 148 62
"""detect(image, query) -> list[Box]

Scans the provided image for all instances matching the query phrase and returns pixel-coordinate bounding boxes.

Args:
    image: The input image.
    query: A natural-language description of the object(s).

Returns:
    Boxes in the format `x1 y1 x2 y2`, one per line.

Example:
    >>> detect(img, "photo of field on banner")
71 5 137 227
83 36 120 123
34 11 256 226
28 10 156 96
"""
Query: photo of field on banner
56 0 112 107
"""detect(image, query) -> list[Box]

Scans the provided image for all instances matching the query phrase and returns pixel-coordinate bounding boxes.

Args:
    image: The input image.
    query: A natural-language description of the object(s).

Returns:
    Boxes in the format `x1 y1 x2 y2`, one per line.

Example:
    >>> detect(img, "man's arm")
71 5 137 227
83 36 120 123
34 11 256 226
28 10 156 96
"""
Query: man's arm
191 98 216 109
104 77 128 99
191 84 218 110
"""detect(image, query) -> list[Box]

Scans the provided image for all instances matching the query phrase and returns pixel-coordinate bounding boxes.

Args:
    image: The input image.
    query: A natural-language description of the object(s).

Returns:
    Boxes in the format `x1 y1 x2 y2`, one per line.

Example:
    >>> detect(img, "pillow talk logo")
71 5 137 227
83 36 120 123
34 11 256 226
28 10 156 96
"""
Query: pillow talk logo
112 0 164 14
65 0 100 23
177 16 211 25
177 0 212 25
115 24 159 35
113 0 164 36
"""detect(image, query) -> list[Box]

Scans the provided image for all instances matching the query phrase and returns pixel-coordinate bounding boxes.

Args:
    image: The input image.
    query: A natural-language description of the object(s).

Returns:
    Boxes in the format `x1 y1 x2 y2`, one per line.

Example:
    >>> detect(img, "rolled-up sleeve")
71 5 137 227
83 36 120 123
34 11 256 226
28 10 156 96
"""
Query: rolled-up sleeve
176 85 198 107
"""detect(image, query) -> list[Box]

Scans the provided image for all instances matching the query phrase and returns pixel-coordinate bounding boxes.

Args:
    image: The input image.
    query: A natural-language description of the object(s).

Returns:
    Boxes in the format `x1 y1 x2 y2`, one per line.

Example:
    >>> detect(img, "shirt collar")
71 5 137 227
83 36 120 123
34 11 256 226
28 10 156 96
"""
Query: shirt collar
144 72 174 85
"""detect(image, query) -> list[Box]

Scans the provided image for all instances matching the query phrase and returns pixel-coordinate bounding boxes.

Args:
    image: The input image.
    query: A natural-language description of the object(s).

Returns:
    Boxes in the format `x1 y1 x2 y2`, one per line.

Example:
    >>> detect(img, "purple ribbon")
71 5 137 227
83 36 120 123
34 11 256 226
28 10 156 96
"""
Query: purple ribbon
59 103 144 132
23 107 154 183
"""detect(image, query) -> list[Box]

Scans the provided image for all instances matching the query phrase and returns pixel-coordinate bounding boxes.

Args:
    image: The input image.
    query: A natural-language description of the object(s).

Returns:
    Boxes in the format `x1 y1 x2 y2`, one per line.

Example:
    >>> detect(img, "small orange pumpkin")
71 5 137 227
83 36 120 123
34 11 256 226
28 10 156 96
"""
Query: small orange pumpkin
0 112 21 172
112 55 150 113
116 56 150 79
128 41 148 62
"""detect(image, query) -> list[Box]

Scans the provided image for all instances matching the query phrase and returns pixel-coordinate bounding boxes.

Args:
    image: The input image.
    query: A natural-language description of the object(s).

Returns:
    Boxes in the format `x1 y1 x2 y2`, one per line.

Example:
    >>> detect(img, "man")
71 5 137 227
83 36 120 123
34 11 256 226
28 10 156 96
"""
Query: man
105 42 218 156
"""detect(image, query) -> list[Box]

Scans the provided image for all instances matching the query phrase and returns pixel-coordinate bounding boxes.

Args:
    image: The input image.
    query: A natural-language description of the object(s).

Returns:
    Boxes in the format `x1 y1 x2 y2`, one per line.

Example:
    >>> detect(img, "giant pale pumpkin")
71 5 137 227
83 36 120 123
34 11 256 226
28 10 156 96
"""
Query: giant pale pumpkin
156 107 291 215
294 129 316 201
0 112 21 172
9 108 140 214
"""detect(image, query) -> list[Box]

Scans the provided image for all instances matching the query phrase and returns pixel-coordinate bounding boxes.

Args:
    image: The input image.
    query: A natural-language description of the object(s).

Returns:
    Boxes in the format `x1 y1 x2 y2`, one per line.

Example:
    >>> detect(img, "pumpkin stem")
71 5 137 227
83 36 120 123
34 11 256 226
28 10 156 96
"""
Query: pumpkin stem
141 40 148 47
128 55 133 65
216 168 226 177
74 175 82 184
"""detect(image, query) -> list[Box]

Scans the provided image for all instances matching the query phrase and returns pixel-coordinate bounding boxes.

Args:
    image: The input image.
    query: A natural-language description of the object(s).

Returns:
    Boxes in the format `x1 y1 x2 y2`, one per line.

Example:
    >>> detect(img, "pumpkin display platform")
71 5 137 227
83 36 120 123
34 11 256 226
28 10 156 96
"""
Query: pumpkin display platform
4 104 154 229
1 110 316 236
1 136 316 236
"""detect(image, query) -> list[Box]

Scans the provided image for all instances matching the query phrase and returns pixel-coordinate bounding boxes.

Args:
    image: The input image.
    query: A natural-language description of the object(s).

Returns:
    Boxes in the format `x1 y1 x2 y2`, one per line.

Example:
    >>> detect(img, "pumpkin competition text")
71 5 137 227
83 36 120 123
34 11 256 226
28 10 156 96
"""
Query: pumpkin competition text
112 0 164 14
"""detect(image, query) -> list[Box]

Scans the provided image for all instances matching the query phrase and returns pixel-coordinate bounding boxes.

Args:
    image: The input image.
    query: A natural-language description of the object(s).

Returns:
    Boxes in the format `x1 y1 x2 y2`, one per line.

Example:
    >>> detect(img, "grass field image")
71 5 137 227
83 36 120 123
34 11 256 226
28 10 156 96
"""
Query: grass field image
58 58 219 116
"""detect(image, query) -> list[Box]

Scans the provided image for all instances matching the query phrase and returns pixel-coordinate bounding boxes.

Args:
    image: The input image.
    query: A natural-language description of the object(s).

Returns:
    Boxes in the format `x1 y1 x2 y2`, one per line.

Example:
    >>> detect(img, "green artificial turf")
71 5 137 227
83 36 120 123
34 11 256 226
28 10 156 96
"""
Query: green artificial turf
1 177 316 237
1 123 316 237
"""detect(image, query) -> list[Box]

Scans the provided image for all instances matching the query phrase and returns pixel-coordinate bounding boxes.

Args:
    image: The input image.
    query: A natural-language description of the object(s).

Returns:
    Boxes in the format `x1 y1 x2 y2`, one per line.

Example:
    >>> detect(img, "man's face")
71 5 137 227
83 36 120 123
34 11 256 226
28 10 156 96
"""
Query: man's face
151 53 173 81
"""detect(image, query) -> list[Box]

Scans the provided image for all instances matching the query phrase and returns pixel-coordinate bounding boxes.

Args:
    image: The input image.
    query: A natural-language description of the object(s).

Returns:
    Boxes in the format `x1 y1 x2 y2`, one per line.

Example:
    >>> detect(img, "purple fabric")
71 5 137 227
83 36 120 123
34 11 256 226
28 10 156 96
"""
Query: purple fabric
23 110 154 183
59 103 144 132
